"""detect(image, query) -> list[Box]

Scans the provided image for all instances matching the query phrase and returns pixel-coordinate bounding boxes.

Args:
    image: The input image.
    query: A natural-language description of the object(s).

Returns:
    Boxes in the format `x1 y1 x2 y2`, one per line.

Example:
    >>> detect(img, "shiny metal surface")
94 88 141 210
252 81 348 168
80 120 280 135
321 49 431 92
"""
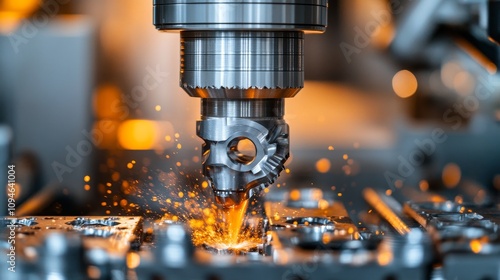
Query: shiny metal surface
0 216 142 280
153 0 327 32
181 31 304 98
363 188 411 235
153 0 326 206
154 220 194 267
40 232 84 279
201 99 284 118
3 197 500 279
197 99 289 207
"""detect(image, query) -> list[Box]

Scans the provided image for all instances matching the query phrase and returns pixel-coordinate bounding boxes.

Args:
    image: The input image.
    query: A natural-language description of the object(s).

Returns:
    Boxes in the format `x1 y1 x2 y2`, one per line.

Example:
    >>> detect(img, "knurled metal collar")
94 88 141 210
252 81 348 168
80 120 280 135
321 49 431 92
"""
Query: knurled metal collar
153 0 328 32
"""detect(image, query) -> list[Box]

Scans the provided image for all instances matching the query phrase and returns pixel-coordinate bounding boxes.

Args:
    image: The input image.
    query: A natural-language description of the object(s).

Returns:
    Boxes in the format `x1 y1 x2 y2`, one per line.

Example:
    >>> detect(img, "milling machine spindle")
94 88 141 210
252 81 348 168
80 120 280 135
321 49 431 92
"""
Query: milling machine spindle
153 0 328 207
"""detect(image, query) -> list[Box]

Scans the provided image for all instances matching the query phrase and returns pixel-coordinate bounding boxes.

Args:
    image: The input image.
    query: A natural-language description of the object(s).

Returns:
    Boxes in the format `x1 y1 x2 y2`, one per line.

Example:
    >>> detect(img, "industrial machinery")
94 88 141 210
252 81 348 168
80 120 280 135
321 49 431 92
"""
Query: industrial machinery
2 0 500 280
153 0 328 207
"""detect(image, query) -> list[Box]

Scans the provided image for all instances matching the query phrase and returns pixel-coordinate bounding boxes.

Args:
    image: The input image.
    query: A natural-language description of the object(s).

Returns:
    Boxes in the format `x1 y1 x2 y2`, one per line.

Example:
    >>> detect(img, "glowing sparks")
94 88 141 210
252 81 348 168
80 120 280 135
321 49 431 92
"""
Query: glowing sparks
289 189 301 201
126 252 141 269
120 199 128 207
84 175 91 182
315 158 331 173
111 172 120 182
117 119 158 150
155 105 161 111
392 69 418 98
201 181 209 189
442 163 461 188
419 180 429 192
223 200 249 244
186 202 261 249
470 240 483 254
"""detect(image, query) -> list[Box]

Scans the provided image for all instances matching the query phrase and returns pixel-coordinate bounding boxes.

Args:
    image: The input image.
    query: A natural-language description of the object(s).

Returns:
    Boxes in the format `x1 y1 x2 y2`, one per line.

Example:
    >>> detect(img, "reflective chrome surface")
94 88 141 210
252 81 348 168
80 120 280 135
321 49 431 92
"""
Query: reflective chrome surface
153 0 327 32
154 0 327 206
181 31 304 98
197 99 289 207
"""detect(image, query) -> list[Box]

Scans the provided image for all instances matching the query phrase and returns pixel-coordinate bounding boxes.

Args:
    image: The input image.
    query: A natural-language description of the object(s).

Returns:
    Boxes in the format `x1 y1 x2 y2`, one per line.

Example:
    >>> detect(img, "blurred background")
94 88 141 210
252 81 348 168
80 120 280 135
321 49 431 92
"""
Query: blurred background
1 0 499 221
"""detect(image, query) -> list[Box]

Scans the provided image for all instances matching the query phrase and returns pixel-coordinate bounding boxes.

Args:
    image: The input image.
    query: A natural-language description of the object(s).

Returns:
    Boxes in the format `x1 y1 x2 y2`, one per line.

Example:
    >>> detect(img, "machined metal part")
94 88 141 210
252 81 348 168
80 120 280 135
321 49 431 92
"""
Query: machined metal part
153 0 328 32
0 216 142 254
40 232 86 279
0 216 142 280
403 201 500 280
180 31 304 99
198 99 289 206
153 0 327 206
363 188 413 235
266 191 360 249
271 215 361 249
133 190 431 280
154 220 194 267
202 243 259 255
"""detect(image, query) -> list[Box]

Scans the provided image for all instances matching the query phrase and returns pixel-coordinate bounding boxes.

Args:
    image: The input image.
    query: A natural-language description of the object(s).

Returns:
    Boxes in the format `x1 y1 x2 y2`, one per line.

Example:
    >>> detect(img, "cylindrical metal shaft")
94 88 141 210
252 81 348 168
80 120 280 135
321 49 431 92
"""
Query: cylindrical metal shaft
153 0 328 206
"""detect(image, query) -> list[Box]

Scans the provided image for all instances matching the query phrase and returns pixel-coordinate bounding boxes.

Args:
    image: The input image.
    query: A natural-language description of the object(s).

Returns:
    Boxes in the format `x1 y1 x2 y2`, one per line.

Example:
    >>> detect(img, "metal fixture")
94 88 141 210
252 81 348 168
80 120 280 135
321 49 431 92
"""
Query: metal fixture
153 0 328 207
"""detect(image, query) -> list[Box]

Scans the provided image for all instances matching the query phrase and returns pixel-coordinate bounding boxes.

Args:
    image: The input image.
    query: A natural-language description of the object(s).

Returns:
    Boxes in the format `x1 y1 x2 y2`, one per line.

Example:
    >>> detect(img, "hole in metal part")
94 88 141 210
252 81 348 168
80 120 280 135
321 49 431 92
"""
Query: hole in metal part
1 218 38 227
227 137 257 165
66 217 120 227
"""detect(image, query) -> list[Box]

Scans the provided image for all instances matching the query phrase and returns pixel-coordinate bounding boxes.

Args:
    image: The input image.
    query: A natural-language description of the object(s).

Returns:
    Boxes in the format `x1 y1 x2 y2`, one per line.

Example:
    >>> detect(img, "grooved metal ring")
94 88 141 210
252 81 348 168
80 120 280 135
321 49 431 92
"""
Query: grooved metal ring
181 31 304 98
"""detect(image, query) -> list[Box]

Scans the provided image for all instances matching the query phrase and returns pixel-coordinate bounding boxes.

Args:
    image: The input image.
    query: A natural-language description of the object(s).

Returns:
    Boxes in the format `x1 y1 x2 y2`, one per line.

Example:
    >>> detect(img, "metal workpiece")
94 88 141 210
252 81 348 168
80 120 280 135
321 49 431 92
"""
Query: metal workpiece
132 191 431 280
0 216 143 279
197 99 289 207
202 244 259 256
404 201 500 244
154 220 194 267
0 216 143 245
404 201 500 279
270 216 362 249
40 232 85 279
153 0 328 32
266 192 360 249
